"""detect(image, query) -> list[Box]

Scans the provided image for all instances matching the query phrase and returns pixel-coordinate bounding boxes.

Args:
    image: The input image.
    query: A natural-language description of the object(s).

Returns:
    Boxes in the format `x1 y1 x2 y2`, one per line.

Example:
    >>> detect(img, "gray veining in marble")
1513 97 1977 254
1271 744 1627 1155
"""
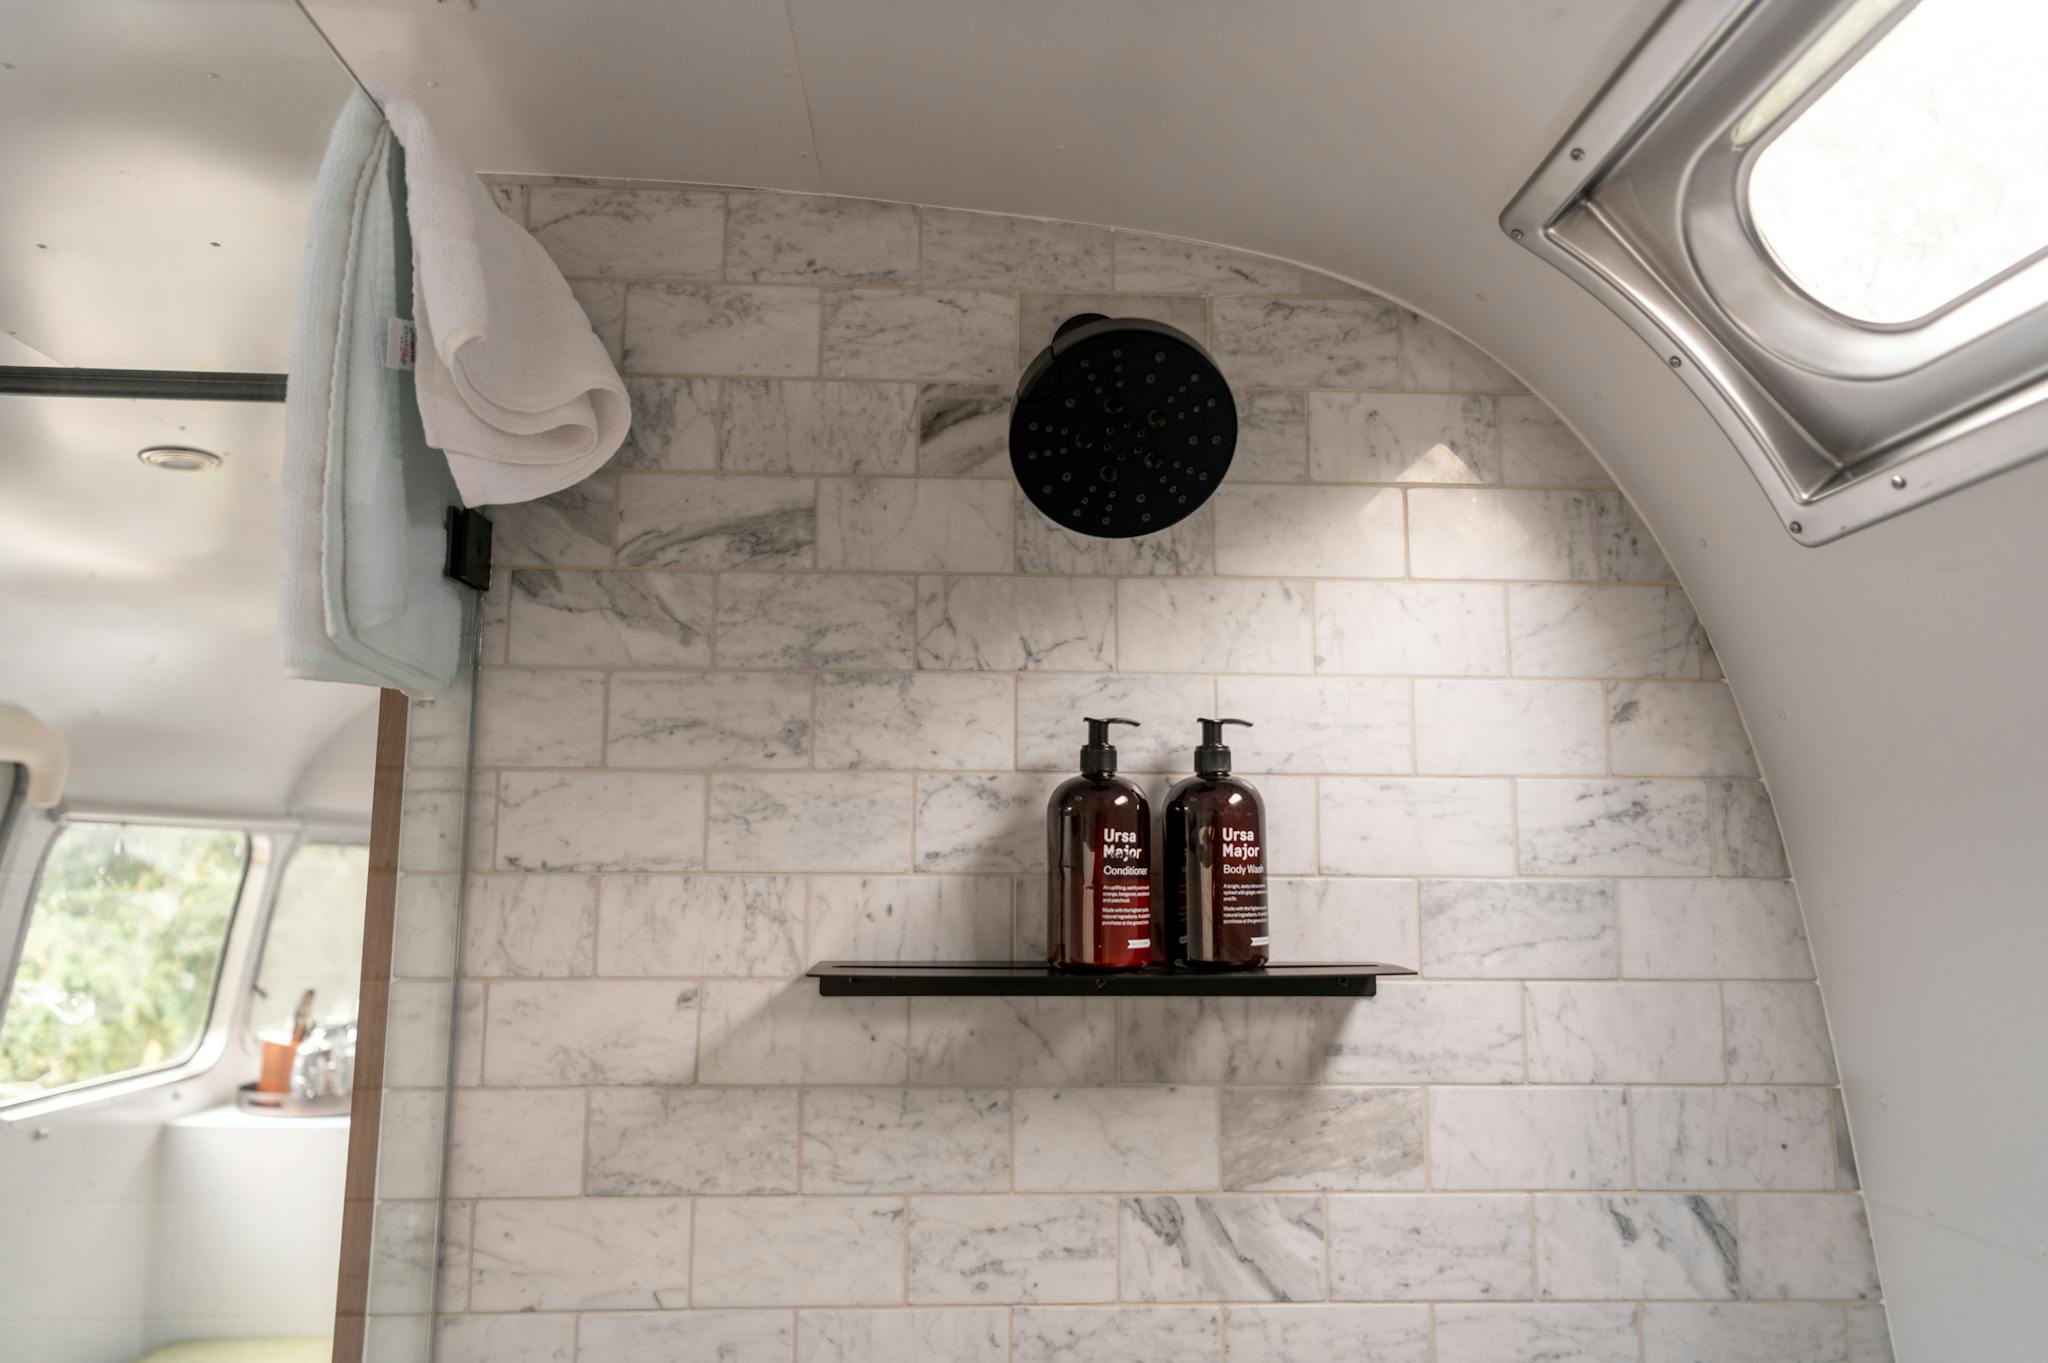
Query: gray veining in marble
595 873 804 976
1632 1087 1834 1191
1436 1305 1640 1363
823 288 1018 381
1015 1087 1219 1191
1316 581 1508 676
915 772 1059 872
1120 998 1321 1084
508 569 712 666
1507 584 1706 679
1329 1194 1533 1301
820 476 1014 571
1014 674 1214 771
909 997 1116 1084
462 873 597 977
716 572 916 669
1018 291 1208 352
575 1310 793 1363
697 982 908 1085
797 1307 1008 1363
449 1089 585 1197
1642 1303 1848 1363
693 1198 906 1307
1421 879 1617 978
907 1195 1116 1303
1740 1196 1881 1300
726 191 919 284
922 207 1113 290
804 1088 1009 1194
814 671 1014 770
1011 1306 1221 1363
1610 681 1759 777
487 476 616 568
918 382 1012 477
1211 297 1400 388
1121 1195 1326 1302
1598 491 1676 582
1619 879 1812 979
616 472 816 569
625 283 821 377
1118 578 1313 673
484 980 699 1085
470 1198 691 1311
1016 501 1213 576
1724 982 1838 1083
1232 389 1310 479
1222 1087 1426 1191
1535 1194 1739 1300
1324 982 1524 1084
529 187 723 278
1266 877 1419 965
1399 313 1522 392
708 773 913 872
1309 392 1499 484
617 376 718 470
723 379 918 475
809 873 1013 963
1226 1305 1431 1363
1319 778 1516 877
606 670 813 769
474 669 604 767
1499 395 1613 487
1214 676 1411 773
586 1087 799 1195
917 575 1114 671
1430 1087 1631 1190
1527 982 1724 1083
1516 779 1712 876
1714 780 1791 877
1114 232 1302 294
495 771 706 872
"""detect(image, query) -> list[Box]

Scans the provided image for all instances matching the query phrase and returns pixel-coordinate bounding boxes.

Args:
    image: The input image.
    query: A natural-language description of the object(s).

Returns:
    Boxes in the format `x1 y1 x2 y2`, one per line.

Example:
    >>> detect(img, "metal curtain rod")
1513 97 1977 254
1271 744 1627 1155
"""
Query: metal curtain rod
0 366 288 403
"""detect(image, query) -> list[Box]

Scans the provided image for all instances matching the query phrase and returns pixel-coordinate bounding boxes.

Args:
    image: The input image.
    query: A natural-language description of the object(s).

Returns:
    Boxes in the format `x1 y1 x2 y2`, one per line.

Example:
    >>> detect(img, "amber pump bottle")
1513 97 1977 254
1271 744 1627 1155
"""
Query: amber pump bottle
1164 718 1270 969
1047 717 1154 972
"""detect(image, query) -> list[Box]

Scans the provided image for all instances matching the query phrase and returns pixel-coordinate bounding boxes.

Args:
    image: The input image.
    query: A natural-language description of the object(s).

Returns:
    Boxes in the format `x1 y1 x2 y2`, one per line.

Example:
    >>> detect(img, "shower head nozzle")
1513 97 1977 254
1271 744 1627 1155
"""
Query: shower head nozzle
1010 314 1237 539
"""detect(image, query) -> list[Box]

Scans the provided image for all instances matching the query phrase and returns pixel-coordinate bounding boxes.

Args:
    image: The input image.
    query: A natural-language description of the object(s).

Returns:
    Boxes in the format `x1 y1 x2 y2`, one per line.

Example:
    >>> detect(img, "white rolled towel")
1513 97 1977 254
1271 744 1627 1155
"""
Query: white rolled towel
378 92 628 506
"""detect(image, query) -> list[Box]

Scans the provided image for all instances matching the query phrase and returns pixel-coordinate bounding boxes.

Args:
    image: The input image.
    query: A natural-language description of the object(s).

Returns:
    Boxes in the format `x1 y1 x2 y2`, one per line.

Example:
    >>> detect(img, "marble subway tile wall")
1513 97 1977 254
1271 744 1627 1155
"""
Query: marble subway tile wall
400 182 1887 1363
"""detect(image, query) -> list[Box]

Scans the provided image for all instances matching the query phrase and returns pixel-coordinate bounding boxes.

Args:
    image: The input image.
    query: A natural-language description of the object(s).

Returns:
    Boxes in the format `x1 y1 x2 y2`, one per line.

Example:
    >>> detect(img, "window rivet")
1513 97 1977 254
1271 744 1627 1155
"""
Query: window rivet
1890 474 1907 490
1509 228 1523 241
1667 355 1682 368
1789 520 1804 533
1569 147 1586 161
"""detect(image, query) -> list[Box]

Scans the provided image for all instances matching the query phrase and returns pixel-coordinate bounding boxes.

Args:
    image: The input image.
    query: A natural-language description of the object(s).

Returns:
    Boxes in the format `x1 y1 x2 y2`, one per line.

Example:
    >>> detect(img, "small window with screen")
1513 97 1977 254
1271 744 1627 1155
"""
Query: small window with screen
0 822 250 1105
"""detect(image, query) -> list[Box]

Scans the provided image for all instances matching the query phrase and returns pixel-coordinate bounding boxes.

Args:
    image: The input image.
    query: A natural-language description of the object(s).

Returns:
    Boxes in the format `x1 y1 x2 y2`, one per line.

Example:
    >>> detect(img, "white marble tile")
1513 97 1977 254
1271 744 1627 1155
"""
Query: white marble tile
1120 998 1320 1083
399 767 495 873
1849 1305 1895 1363
1509 584 1706 679
1739 1195 1880 1299
922 207 1113 289
716 572 916 670
798 1307 1008 1363
391 873 459 978
575 1311 793 1363
487 476 616 568
448 1089 585 1197
376 1090 448 1201
1118 578 1313 673
1265 878 1419 966
437 1313 575 1363
365 1198 441 1314
1232 389 1311 480
1400 313 1522 392
625 283 821 377
1436 1305 1639 1363
1212 297 1400 388
1214 485 1405 577
819 477 1013 571
709 773 913 872
487 180 526 222
1015 501 1214 576
1409 489 1600 581
727 191 919 284
508 570 712 666
382 979 482 1087
569 279 626 364
1415 680 1607 775
616 472 815 570
607 671 812 770
910 997 1116 1083
1535 1194 1738 1299
1214 677 1410 774
1018 291 1209 353
722 379 917 474
1610 681 1757 777
1114 232 1300 294
484 980 699 1085
1015 674 1214 771
1714 780 1790 877
694 1198 906 1307
1121 1195 1325 1302
1319 778 1516 876
814 672 1012 770
1517 779 1712 876
496 771 706 872
1724 982 1838 1082
918 382 1012 477
805 1088 1009 1194
618 376 719 471
1222 1087 1425 1192
1324 982 1524 1083
1226 1305 1431 1363
915 772 1060 872
823 288 1018 381
587 1087 799 1195
698 981 909 1084
907 1195 1116 1302
1316 581 1508 676
1309 392 1498 484
470 1199 690 1311
475 669 605 767
917 575 1115 672
1633 1088 1834 1191
1329 1194 1532 1301
1498 396 1612 487
1011 1307 1221 1363
463 873 597 977
409 682 476 767
1527 982 1724 1083
1598 491 1676 581
1644 1303 1849 1363
528 187 723 278
596 874 804 976
809 874 1013 962
1619 879 1812 978
1259 776 1319 876
1432 1087 1631 1190
1421 879 1616 978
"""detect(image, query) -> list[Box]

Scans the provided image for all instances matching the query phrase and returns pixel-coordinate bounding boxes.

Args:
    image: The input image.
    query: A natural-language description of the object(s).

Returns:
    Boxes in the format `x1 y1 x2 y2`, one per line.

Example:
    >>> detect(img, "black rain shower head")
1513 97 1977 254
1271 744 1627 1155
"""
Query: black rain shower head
1011 314 1237 539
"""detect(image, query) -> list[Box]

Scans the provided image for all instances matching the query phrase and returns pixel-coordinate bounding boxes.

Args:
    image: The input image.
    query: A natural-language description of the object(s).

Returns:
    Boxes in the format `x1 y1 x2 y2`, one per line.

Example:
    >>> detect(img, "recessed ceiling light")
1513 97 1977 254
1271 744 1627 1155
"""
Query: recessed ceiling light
137 445 223 472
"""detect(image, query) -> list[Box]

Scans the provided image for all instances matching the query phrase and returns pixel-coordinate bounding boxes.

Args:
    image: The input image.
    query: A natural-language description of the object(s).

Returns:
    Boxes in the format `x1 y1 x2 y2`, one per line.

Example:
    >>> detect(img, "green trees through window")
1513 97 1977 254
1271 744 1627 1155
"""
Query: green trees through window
0 823 249 1104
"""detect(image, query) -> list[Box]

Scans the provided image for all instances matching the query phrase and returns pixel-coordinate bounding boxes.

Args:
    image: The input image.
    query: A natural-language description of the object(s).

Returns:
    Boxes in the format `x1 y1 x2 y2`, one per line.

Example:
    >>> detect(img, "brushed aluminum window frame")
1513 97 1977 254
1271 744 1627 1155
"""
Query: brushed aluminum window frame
1501 0 2048 544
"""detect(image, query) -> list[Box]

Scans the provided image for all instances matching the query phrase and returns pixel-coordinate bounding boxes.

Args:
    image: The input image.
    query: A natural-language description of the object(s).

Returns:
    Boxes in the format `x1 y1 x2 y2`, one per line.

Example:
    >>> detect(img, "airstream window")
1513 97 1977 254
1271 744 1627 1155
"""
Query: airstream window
0 822 249 1105
249 841 368 1039
1746 0 2048 323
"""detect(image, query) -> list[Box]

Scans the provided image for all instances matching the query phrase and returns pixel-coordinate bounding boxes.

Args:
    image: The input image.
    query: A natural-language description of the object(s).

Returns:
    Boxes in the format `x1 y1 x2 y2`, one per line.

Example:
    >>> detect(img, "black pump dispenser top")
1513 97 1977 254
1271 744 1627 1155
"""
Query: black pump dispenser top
1194 717 1252 777
1080 717 1140 777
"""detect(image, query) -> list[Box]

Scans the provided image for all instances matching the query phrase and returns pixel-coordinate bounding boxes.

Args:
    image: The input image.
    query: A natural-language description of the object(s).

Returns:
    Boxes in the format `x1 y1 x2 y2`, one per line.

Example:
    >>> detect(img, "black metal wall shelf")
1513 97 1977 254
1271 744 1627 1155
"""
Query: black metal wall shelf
808 961 1414 998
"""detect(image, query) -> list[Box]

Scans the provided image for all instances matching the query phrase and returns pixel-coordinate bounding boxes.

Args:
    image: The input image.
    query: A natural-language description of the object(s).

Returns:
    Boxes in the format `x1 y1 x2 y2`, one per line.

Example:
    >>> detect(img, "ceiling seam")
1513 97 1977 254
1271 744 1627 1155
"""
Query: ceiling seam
778 0 828 188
